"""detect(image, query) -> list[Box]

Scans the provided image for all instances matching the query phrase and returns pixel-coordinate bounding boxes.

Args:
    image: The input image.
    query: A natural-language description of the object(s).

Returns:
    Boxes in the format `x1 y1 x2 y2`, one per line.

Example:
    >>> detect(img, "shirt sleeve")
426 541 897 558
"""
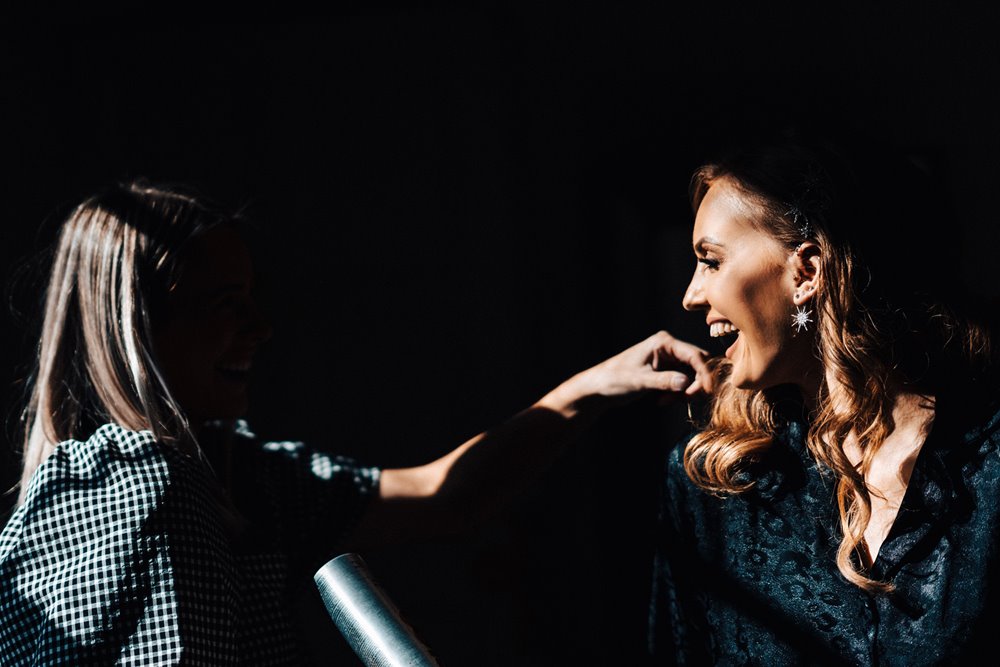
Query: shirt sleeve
233 426 381 575
0 424 240 666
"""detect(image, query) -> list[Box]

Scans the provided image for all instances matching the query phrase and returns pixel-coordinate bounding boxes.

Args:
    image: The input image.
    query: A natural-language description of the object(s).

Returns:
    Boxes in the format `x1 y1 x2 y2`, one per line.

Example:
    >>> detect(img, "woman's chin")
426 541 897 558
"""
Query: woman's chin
727 343 756 389
731 366 795 393
732 375 760 391
729 363 768 391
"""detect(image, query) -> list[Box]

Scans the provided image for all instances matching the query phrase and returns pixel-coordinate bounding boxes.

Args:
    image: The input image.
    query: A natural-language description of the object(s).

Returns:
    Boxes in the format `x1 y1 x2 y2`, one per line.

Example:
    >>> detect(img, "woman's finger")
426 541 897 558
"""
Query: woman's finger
650 370 692 393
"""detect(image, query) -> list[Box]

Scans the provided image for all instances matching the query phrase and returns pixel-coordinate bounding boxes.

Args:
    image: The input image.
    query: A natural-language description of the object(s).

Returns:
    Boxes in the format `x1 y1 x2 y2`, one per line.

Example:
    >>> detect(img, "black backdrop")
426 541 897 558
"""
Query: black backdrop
3 6 999 665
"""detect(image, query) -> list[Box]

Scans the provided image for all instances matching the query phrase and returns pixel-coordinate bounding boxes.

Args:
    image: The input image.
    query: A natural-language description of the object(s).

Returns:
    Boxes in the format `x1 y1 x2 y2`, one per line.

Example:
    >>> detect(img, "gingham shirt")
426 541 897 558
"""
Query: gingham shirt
0 422 380 665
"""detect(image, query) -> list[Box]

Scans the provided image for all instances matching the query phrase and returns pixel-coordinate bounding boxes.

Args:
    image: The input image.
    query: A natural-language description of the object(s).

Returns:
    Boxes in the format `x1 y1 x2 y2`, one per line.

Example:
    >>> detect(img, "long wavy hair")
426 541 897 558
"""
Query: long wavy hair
681 138 993 592
17 180 234 505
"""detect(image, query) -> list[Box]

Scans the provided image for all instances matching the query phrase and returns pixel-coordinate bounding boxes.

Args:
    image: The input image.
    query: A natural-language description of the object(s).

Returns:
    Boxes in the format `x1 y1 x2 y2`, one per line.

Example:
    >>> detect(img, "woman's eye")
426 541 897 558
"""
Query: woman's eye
698 257 720 270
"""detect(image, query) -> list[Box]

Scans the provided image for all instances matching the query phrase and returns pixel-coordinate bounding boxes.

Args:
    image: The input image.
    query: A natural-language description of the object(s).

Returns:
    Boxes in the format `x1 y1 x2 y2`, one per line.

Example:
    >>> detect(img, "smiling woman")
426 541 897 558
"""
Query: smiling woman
153 225 272 427
649 137 1000 666
682 178 820 391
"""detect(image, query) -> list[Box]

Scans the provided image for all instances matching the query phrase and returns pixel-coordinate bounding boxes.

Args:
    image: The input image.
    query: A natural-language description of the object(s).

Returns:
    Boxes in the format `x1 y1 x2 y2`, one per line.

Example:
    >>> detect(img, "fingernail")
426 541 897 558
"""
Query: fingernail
670 375 688 391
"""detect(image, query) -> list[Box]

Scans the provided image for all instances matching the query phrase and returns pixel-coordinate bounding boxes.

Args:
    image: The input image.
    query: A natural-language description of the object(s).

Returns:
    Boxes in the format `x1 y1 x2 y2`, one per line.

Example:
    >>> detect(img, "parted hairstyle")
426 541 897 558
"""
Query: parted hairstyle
681 137 993 593
18 180 236 504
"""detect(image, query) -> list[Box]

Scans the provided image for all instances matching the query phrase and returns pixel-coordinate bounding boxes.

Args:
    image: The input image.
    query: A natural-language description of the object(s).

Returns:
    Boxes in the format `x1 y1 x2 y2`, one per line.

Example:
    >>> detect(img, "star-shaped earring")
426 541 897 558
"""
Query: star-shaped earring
791 304 813 333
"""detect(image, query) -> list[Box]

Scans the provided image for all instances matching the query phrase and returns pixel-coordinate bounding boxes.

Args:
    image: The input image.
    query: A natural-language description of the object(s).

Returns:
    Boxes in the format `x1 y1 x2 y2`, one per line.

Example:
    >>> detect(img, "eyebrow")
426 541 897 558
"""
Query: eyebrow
694 236 726 252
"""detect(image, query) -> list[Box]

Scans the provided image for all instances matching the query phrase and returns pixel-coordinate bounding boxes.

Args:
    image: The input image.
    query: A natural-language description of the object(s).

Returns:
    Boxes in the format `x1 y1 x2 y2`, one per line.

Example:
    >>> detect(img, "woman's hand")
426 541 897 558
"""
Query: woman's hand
539 330 712 418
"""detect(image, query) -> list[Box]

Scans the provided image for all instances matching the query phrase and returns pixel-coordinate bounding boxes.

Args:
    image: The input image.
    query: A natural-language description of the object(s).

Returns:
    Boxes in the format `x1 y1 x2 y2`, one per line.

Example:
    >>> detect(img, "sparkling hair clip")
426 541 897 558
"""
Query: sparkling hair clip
784 163 830 241
784 204 813 240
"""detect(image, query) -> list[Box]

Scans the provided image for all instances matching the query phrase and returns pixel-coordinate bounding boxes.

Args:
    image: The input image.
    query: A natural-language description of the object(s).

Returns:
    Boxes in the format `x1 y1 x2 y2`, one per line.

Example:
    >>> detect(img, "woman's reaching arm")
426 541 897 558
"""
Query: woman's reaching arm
345 330 710 549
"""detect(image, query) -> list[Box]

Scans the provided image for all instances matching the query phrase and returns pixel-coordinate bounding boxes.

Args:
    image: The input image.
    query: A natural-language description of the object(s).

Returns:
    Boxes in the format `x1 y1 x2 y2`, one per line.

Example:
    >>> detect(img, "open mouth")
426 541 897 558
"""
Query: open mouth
709 322 742 360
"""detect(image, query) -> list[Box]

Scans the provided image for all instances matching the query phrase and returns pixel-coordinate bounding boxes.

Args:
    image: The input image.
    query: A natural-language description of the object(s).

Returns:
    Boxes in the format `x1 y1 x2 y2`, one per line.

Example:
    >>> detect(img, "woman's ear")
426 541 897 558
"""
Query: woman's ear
791 242 821 306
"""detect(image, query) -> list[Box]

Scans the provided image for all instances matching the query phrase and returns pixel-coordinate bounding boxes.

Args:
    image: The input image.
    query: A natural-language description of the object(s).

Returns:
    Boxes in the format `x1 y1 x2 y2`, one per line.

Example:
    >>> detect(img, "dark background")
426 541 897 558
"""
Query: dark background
2 6 999 665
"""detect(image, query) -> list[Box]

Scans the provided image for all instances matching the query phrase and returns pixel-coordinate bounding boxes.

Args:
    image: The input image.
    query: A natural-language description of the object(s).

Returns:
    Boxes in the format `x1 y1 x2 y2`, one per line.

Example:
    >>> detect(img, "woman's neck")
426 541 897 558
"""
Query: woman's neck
821 367 935 420
795 364 825 413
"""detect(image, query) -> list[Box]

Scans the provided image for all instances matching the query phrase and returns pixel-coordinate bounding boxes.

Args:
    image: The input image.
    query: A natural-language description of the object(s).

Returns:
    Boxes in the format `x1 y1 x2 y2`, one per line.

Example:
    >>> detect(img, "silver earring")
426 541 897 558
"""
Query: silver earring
791 304 813 333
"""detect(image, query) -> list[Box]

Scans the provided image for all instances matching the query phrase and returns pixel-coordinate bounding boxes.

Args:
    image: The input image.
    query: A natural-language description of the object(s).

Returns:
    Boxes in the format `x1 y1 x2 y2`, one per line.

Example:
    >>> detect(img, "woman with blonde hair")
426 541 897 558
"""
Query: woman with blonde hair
649 137 999 665
0 181 711 664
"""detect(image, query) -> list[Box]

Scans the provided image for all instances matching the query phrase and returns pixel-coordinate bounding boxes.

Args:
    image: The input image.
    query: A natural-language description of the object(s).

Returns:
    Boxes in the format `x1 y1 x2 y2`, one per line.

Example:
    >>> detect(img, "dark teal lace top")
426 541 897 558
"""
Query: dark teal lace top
649 394 1000 666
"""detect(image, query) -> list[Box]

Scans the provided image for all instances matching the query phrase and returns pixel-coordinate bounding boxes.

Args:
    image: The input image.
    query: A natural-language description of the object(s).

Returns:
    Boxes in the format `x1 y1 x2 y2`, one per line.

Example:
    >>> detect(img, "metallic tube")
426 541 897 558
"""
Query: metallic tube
314 553 440 666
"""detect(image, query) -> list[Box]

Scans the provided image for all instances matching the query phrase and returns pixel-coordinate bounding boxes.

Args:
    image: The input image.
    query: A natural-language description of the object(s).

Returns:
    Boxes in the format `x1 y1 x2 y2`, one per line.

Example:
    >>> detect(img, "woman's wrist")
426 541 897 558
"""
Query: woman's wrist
534 370 609 421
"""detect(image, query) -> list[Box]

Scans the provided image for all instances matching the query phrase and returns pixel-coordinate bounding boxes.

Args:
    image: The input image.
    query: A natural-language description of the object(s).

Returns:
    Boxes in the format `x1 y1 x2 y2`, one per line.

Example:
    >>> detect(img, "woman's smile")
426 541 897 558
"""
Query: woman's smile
154 226 272 423
682 178 815 390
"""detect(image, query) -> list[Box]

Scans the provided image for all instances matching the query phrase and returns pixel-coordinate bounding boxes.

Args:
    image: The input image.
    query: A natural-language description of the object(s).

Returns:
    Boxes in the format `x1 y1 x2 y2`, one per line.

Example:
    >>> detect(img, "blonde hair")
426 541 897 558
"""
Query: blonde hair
682 143 991 593
18 181 233 504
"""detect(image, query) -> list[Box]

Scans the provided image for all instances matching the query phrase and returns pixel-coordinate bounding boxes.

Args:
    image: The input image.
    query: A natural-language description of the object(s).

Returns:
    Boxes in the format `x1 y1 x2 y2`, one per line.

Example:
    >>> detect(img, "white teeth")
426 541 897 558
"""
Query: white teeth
709 322 740 338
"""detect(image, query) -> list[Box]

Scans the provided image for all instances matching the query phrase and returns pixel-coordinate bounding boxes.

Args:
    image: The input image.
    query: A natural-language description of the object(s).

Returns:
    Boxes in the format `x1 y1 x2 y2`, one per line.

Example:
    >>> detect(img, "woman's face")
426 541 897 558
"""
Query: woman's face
153 226 271 425
682 179 816 390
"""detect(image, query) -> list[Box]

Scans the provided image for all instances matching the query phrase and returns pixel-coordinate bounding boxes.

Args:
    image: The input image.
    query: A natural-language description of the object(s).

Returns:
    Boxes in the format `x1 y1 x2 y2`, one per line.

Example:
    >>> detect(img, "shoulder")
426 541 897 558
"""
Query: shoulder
0 425 236 665
259 440 381 489
660 431 701 514
667 430 695 467
2 422 235 573
942 397 1000 493
225 421 380 490
928 388 1000 472
221 423 380 565
958 396 1000 447
665 431 697 485
4 423 217 554
18 423 189 514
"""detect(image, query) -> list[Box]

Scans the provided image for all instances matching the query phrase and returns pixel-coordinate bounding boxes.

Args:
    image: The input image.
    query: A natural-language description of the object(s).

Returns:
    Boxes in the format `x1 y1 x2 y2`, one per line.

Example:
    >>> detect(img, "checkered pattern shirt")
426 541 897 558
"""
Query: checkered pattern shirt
0 422 380 665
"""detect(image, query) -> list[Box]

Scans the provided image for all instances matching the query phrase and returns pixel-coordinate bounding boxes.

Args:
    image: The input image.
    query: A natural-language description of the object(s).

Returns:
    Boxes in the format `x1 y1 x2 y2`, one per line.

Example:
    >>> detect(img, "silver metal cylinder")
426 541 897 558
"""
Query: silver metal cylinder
314 553 440 666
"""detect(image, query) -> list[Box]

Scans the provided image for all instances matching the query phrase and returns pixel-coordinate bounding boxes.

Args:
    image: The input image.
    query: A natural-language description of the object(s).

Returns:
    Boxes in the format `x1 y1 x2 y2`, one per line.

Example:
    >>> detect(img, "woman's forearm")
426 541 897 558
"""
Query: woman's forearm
345 330 710 550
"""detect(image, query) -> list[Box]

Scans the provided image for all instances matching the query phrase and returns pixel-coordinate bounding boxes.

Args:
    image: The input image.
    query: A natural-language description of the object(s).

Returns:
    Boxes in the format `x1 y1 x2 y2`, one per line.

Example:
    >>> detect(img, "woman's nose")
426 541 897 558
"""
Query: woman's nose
682 272 706 311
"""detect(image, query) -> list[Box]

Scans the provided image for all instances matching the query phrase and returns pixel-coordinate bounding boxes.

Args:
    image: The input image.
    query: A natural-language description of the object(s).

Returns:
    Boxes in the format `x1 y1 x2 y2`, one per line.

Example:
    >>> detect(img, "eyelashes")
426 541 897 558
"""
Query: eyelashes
698 257 721 270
